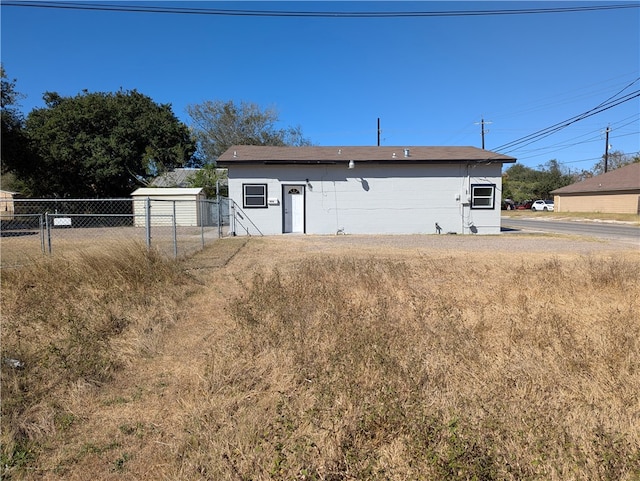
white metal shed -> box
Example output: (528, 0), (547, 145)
(131, 188), (205, 227)
(0, 190), (17, 221)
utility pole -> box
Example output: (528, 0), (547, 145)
(604, 125), (611, 173)
(475, 117), (492, 149)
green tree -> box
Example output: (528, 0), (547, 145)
(592, 150), (638, 175)
(12, 89), (196, 198)
(502, 164), (538, 202)
(1, 65), (29, 190)
(503, 160), (573, 201)
(185, 163), (228, 198)
(186, 100), (312, 162)
(536, 159), (574, 197)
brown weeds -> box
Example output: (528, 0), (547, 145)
(2, 239), (639, 480)
(191, 253), (640, 480)
(0, 242), (188, 478)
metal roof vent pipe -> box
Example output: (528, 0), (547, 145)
(404, 148), (410, 158)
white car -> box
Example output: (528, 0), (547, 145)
(531, 199), (554, 211)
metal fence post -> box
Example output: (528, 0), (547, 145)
(217, 198), (222, 239)
(216, 180), (222, 239)
(145, 197), (151, 249)
(172, 200), (178, 258)
(45, 213), (52, 254)
(230, 200), (236, 236)
(39, 213), (46, 254)
(200, 199), (205, 248)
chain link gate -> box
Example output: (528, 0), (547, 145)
(1, 197), (231, 267)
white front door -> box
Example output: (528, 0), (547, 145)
(283, 185), (304, 233)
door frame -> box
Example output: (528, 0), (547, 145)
(281, 184), (306, 234)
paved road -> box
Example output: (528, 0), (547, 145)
(501, 217), (640, 245)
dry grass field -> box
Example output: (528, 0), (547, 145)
(501, 210), (640, 224)
(1, 233), (639, 480)
(0, 225), (223, 268)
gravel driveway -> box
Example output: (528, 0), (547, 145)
(243, 231), (639, 259)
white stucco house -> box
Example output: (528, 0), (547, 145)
(217, 146), (516, 236)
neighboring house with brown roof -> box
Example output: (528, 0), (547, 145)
(550, 162), (640, 214)
(217, 146), (516, 235)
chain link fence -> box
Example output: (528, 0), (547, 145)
(0, 197), (232, 267)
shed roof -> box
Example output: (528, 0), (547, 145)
(131, 188), (204, 196)
(551, 162), (640, 195)
(217, 146), (516, 164)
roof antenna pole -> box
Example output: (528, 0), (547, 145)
(377, 118), (381, 146)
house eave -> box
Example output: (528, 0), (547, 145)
(218, 159), (515, 166)
(552, 188), (640, 196)
(216, 146), (517, 165)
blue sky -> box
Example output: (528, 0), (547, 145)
(1, 1), (638, 172)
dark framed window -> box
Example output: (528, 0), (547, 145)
(243, 184), (268, 208)
(471, 184), (496, 209)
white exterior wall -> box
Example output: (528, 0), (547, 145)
(0, 190), (15, 221)
(132, 189), (205, 227)
(228, 163), (504, 235)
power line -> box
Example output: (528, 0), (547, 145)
(2, 1), (638, 17)
(492, 89), (640, 154)
(557, 150), (640, 167)
(506, 114), (639, 156)
(516, 130), (639, 157)
(488, 74), (640, 122)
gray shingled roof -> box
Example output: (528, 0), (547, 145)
(217, 146), (516, 164)
(150, 168), (201, 187)
(551, 162), (640, 194)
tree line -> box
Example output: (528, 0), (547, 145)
(0, 65), (310, 198)
(1, 65), (637, 199)
(503, 150), (639, 203)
